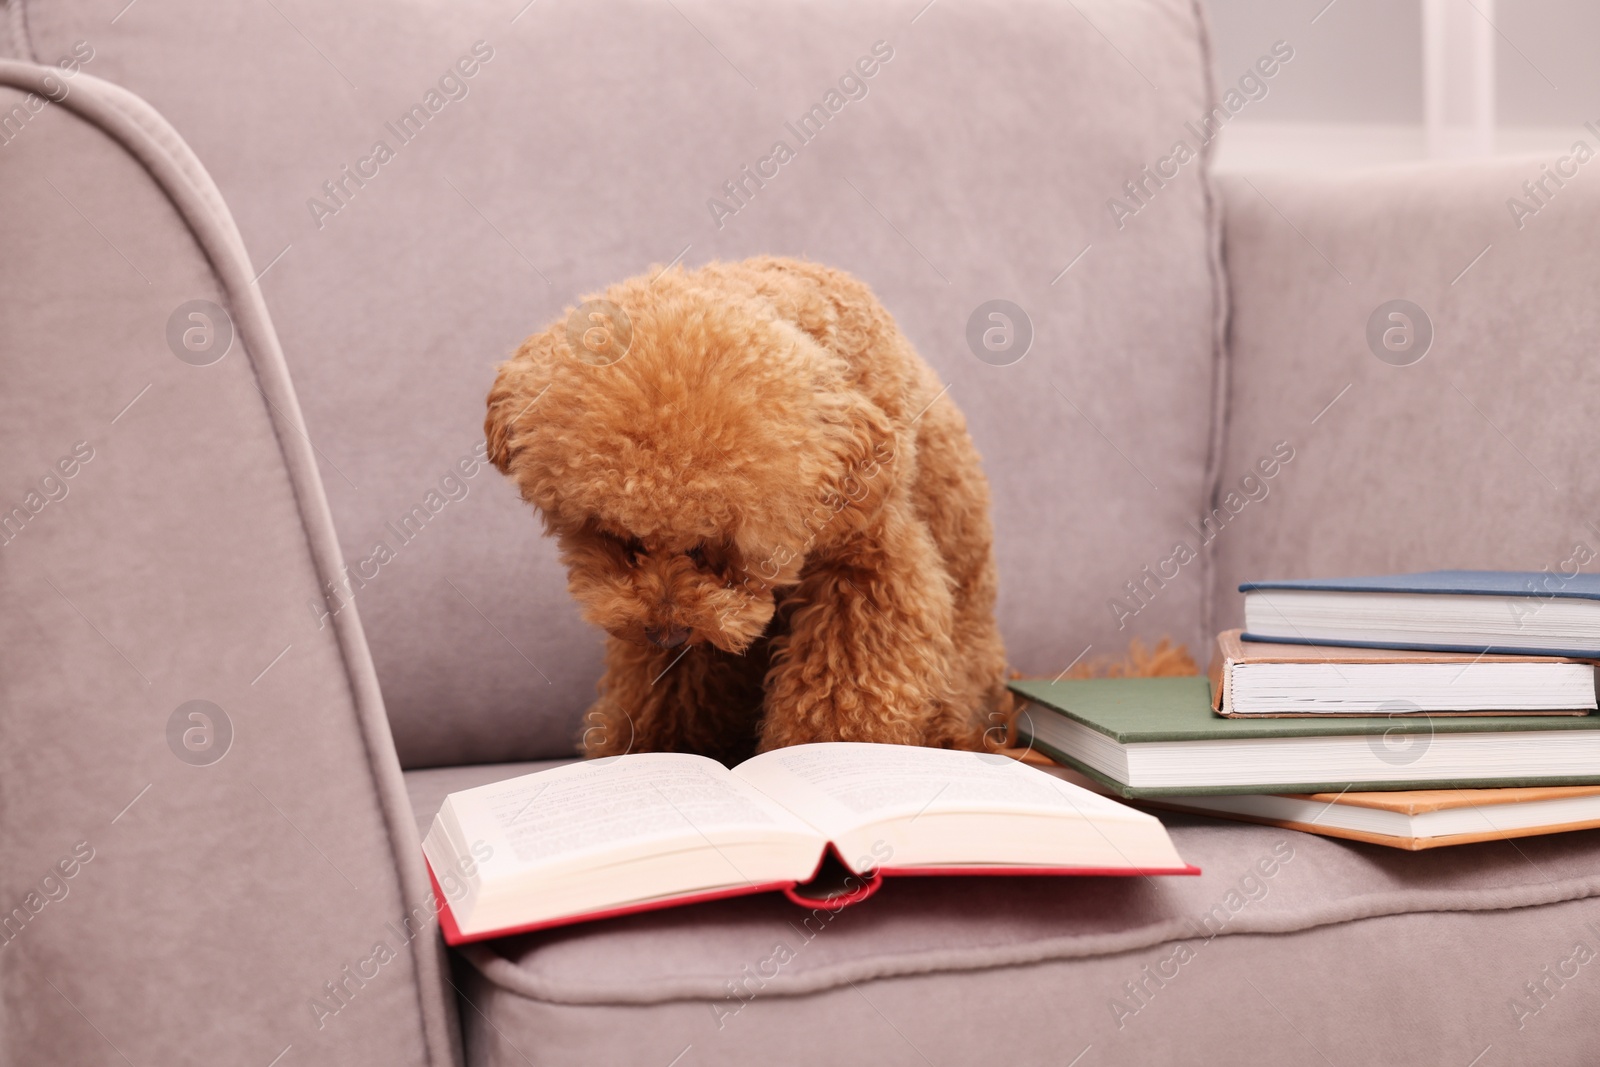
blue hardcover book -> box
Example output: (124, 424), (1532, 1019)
(1240, 570), (1600, 657)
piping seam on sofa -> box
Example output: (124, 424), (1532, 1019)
(1189, 0), (1233, 644)
(463, 870), (1600, 1005)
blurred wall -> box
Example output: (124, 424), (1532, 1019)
(1202, 0), (1598, 167)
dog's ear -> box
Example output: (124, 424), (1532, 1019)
(817, 393), (900, 530)
(485, 364), (534, 474)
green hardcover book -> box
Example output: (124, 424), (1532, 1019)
(1008, 677), (1600, 797)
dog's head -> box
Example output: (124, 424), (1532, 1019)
(485, 269), (897, 655)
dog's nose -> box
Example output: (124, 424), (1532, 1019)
(645, 626), (690, 649)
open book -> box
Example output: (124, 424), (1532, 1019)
(422, 742), (1196, 942)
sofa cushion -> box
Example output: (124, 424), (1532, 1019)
(458, 897), (1600, 1066)
(25, 0), (1225, 766)
(405, 762), (1600, 1066)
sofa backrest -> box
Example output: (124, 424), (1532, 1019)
(22, 0), (1225, 766)
(1212, 164), (1600, 630)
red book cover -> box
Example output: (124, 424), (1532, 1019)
(425, 848), (1199, 945)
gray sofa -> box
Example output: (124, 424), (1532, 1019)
(4, 0), (1598, 1063)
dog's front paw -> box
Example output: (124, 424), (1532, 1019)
(756, 694), (927, 751)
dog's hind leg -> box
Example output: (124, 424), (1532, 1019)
(907, 391), (1013, 749)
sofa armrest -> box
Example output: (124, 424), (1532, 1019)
(1210, 157), (1600, 630)
(0, 62), (458, 1066)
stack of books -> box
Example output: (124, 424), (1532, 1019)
(1010, 570), (1600, 850)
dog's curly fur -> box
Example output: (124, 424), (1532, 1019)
(485, 256), (1011, 765)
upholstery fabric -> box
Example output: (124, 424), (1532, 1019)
(458, 898), (1600, 1066)
(407, 763), (1600, 1066)
(0, 64), (455, 1067)
(1212, 163), (1600, 631)
(22, 0), (1226, 766)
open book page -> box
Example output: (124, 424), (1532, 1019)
(732, 743), (1174, 872)
(426, 754), (826, 931)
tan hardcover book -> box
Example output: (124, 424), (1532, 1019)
(1208, 629), (1597, 717)
(1142, 785), (1600, 850)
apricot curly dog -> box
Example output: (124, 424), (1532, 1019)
(485, 256), (1010, 765)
